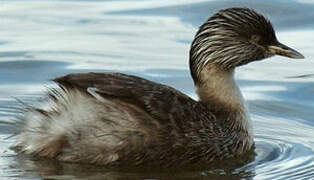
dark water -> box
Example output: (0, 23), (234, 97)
(1, 0), (314, 179)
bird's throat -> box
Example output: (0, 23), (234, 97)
(196, 64), (252, 133)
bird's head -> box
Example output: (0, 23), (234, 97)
(190, 7), (304, 83)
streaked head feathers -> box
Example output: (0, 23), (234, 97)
(190, 7), (303, 83)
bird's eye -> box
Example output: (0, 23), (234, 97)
(250, 35), (261, 44)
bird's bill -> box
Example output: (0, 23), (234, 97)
(268, 42), (304, 59)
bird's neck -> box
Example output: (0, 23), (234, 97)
(195, 64), (252, 134)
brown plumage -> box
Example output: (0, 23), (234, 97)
(11, 7), (303, 166)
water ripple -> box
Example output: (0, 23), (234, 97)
(245, 115), (314, 180)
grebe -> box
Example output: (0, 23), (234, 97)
(12, 8), (304, 166)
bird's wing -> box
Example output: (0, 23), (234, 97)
(53, 72), (217, 130)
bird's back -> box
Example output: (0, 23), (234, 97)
(13, 72), (247, 165)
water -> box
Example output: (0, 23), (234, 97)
(0, 0), (314, 179)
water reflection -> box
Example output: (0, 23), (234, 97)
(0, 0), (313, 179)
(8, 149), (256, 180)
